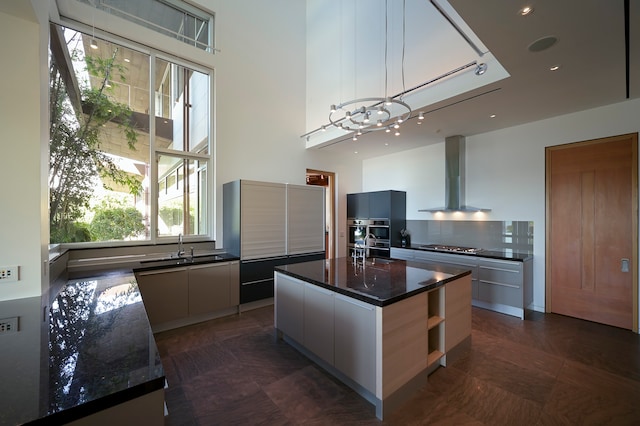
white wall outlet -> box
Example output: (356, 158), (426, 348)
(0, 266), (19, 283)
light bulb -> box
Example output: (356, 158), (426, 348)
(90, 39), (99, 49)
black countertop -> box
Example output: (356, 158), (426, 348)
(133, 251), (239, 272)
(398, 244), (533, 261)
(274, 257), (471, 307)
(0, 272), (164, 426)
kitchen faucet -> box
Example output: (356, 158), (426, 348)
(177, 233), (185, 257)
(353, 233), (377, 262)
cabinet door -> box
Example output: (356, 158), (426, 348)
(368, 191), (390, 219)
(334, 294), (376, 393)
(189, 263), (230, 316)
(303, 283), (334, 365)
(135, 268), (189, 326)
(347, 192), (369, 219)
(287, 184), (325, 255)
(444, 275), (472, 353)
(274, 273), (304, 343)
(241, 181), (287, 259)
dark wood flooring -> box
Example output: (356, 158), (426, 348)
(154, 306), (640, 425)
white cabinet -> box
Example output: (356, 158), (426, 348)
(334, 294), (376, 393)
(274, 273), (304, 343)
(303, 283), (334, 364)
(287, 184), (325, 255)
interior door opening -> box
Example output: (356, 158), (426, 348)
(306, 169), (335, 259)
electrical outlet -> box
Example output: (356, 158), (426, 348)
(0, 266), (19, 283)
(0, 317), (19, 334)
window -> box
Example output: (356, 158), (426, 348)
(75, 0), (214, 52)
(49, 24), (211, 244)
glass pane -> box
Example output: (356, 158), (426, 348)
(76, 0), (212, 51)
(154, 58), (209, 153)
(49, 26), (151, 243)
(157, 155), (207, 237)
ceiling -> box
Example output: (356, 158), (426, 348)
(312, 0), (639, 159)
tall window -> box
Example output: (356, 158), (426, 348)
(49, 24), (211, 243)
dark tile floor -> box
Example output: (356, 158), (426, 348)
(155, 306), (640, 425)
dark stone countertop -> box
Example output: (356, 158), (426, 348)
(397, 244), (533, 261)
(274, 257), (471, 307)
(132, 251), (239, 273)
(0, 272), (164, 426)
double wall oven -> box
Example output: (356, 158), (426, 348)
(347, 218), (391, 258)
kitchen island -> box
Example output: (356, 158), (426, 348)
(274, 257), (472, 420)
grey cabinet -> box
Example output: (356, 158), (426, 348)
(224, 179), (326, 304)
(347, 193), (369, 218)
(390, 247), (531, 319)
(477, 259), (526, 313)
(136, 261), (240, 329)
(135, 268), (189, 325)
(287, 184), (325, 255)
(189, 261), (239, 316)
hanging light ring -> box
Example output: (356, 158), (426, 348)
(329, 97), (411, 133)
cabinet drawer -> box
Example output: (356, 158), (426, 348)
(478, 263), (522, 287)
(478, 281), (522, 307)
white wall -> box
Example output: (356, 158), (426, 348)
(363, 97), (640, 316)
(202, 0), (363, 253)
(0, 5), (48, 301)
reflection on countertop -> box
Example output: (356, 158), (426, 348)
(0, 272), (164, 425)
(275, 257), (470, 307)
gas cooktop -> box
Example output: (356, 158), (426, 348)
(419, 244), (483, 254)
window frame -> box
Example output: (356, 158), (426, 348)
(49, 12), (215, 249)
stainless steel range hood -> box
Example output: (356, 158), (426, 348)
(419, 135), (491, 212)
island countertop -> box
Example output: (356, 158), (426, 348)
(274, 256), (471, 307)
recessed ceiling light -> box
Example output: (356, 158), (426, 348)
(384, 143), (389, 146)
(354, 151), (358, 154)
(520, 6), (534, 16)
(549, 65), (561, 71)
(490, 114), (496, 118)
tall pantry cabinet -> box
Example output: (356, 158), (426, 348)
(223, 180), (326, 304)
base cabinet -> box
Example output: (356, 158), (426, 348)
(136, 261), (239, 329)
(391, 247), (532, 319)
(334, 294), (376, 392)
(135, 268), (189, 325)
(275, 271), (471, 420)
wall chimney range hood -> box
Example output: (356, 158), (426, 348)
(419, 135), (491, 213)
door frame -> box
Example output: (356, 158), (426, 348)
(545, 133), (639, 332)
(306, 169), (336, 259)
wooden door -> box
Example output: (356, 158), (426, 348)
(546, 133), (638, 330)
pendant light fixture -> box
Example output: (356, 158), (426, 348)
(328, 0), (411, 137)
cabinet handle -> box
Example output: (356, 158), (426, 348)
(479, 266), (518, 273)
(479, 279), (519, 289)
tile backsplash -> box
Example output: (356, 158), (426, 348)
(403, 220), (533, 253)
